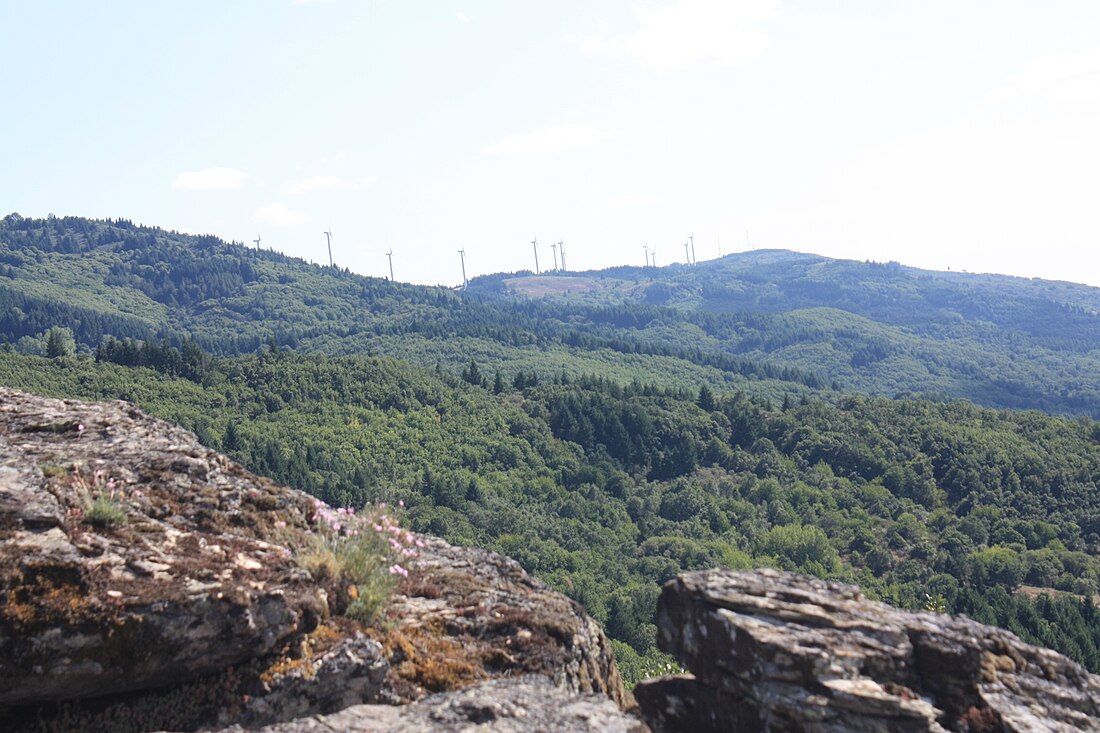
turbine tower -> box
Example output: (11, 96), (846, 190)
(550, 241), (559, 271)
(651, 249), (657, 268)
(324, 230), (333, 267)
(643, 243), (650, 268)
(690, 233), (696, 264)
(559, 241), (567, 271)
(683, 239), (690, 264)
(253, 234), (262, 251)
(718, 235), (722, 258)
(386, 249), (394, 282)
(458, 248), (468, 290)
(531, 237), (540, 274)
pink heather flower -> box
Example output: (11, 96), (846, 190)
(133, 489), (143, 497)
(336, 507), (346, 514)
(373, 524), (383, 532)
(389, 538), (401, 550)
(404, 531), (414, 543)
(415, 539), (425, 548)
(388, 564), (408, 577)
(379, 502), (387, 509)
(331, 522), (342, 532)
(275, 520), (287, 528)
(398, 499), (404, 507)
(402, 548), (416, 558)
(76, 423), (86, 433)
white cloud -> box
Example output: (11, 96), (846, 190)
(283, 174), (377, 195)
(253, 203), (308, 226)
(172, 167), (248, 191)
(484, 124), (614, 155)
(581, 0), (778, 72)
(457, 11), (470, 25)
(986, 48), (1100, 104)
(607, 193), (659, 207)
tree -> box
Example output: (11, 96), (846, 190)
(45, 327), (75, 358)
(697, 384), (716, 412)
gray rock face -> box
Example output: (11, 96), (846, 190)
(0, 388), (327, 708)
(635, 568), (1100, 733)
(208, 676), (647, 733)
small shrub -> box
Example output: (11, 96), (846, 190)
(71, 467), (137, 528)
(297, 500), (420, 625)
(85, 495), (128, 527)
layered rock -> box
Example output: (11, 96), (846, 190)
(635, 568), (1100, 732)
(207, 676), (645, 733)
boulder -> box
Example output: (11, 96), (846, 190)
(635, 568), (1100, 732)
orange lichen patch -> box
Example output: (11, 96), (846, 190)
(0, 565), (97, 630)
(258, 621), (348, 685)
(378, 620), (482, 693)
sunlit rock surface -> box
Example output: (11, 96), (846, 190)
(636, 568), (1100, 732)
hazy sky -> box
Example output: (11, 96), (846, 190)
(3, 1), (1099, 286)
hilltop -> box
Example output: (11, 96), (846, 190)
(469, 249), (1100, 416)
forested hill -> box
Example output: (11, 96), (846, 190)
(5, 213), (1100, 416)
(469, 250), (1100, 416)
(0, 214), (821, 400)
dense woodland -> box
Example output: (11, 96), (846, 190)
(3, 345), (1100, 676)
(4, 214), (1100, 680)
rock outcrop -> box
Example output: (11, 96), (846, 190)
(0, 388), (627, 732)
(635, 568), (1100, 732)
(207, 676), (645, 733)
(0, 388), (326, 708)
(389, 535), (626, 707)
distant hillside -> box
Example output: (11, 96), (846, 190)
(469, 250), (1100, 416)
(0, 215), (825, 401)
(5, 214), (1100, 415)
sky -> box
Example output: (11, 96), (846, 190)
(2, 1), (1099, 287)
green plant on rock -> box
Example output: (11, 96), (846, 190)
(71, 467), (135, 528)
(297, 499), (420, 625)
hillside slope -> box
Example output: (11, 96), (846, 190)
(470, 249), (1100, 416)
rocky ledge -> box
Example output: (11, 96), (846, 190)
(206, 676), (645, 733)
(635, 568), (1100, 732)
(0, 388), (629, 732)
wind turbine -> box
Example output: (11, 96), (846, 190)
(550, 241), (559, 271)
(458, 248), (468, 290)
(559, 241), (567, 271)
(531, 237), (540, 274)
(718, 235), (722, 258)
(386, 249), (394, 282)
(643, 243), (650, 268)
(690, 233), (696, 264)
(253, 234), (262, 251)
(324, 230), (334, 267)
(683, 239), (690, 264)
(651, 249), (657, 268)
